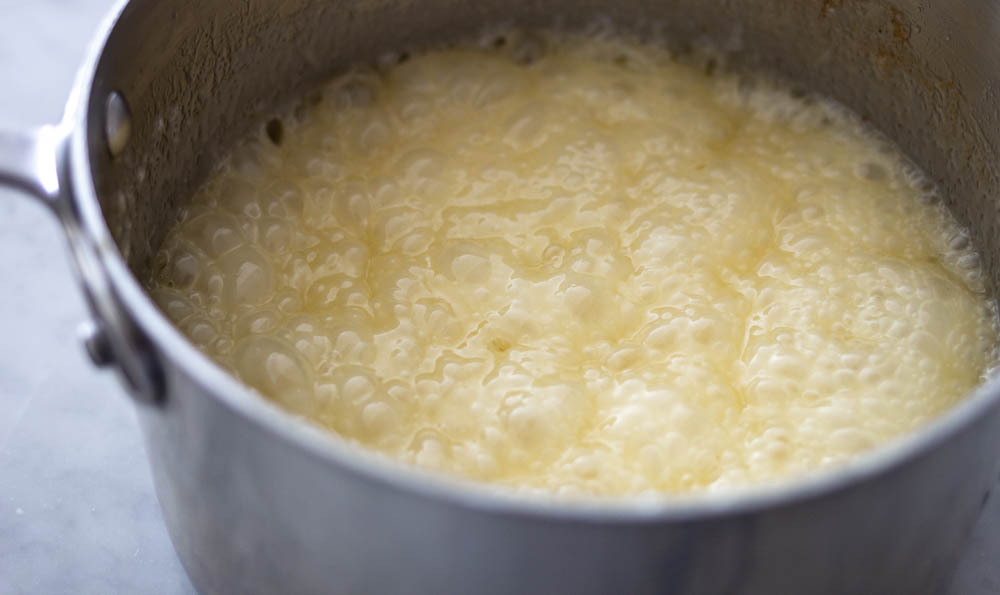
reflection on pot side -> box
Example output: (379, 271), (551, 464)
(148, 31), (998, 497)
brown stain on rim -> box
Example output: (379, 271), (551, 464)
(873, 3), (914, 73)
(872, 4), (964, 134)
(889, 5), (911, 43)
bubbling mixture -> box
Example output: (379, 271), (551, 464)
(150, 32), (998, 496)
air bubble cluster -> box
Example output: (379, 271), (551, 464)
(149, 32), (998, 497)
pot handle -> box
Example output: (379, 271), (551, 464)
(0, 124), (165, 406)
(0, 124), (65, 207)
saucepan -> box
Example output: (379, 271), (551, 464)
(2, 0), (1000, 593)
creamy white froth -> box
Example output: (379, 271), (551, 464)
(150, 33), (997, 496)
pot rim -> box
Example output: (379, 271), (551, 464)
(66, 0), (1000, 523)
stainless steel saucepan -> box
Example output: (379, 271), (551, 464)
(2, 1), (1000, 593)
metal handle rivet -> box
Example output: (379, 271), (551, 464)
(105, 90), (131, 158)
(78, 320), (114, 368)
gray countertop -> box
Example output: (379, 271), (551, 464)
(0, 1), (997, 593)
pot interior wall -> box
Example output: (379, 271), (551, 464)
(86, 0), (1000, 300)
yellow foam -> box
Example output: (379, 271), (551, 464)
(150, 32), (997, 496)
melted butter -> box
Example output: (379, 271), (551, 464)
(149, 32), (998, 497)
